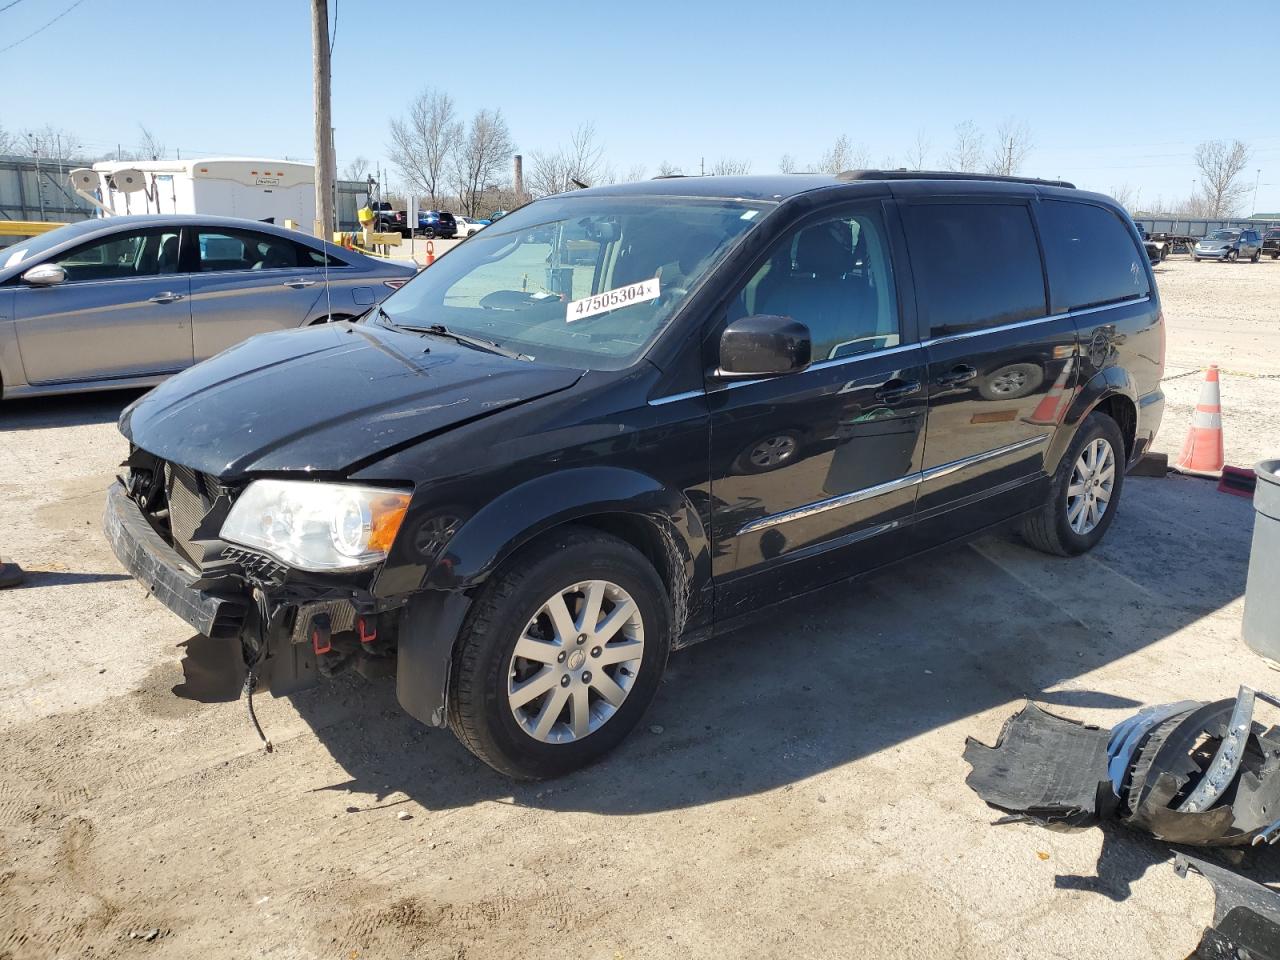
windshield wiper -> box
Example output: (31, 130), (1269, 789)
(394, 320), (530, 361)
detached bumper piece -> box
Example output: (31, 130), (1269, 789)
(964, 686), (1280, 846)
(1176, 854), (1280, 960)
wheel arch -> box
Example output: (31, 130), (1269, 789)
(1046, 367), (1139, 472)
(394, 466), (708, 729)
(423, 465), (709, 607)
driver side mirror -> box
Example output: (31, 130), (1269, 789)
(717, 315), (811, 378)
(21, 263), (66, 286)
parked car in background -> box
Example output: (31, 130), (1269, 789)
(455, 216), (489, 237)
(1193, 229), (1262, 262)
(415, 211), (457, 239)
(105, 172), (1163, 779)
(1264, 230), (1280, 260)
(0, 215), (414, 399)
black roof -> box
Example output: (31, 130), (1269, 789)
(574, 170), (1077, 202)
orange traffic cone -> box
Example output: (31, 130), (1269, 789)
(1023, 357), (1075, 425)
(1173, 365), (1225, 477)
(425, 240), (435, 266)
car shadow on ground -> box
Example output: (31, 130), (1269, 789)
(275, 475), (1258, 833)
(0, 388), (145, 431)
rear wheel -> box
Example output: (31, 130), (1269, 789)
(1020, 412), (1125, 557)
(447, 527), (671, 779)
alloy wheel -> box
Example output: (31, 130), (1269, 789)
(507, 580), (645, 743)
(1066, 438), (1115, 535)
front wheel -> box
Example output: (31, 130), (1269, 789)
(1227, 249), (1239, 262)
(447, 527), (671, 779)
(1251, 250), (1261, 263)
(1019, 412), (1126, 557)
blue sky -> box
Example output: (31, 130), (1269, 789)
(3, 0), (1279, 212)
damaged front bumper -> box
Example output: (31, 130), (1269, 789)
(104, 481), (400, 697)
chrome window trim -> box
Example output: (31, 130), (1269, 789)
(735, 433), (1050, 536)
(921, 296), (1150, 348)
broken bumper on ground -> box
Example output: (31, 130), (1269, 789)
(964, 687), (1280, 847)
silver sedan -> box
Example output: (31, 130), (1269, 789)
(0, 214), (416, 399)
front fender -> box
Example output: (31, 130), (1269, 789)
(424, 465), (709, 594)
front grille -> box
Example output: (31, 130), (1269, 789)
(161, 462), (216, 564)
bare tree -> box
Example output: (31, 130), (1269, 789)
(1194, 139), (1251, 218)
(527, 123), (609, 195)
(1108, 183), (1139, 212)
(136, 124), (166, 161)
(387, 88), (461, 205)
(23, 125), (84, 163)
(986, 119), (1033, 176)
(946, 120), (984, 172)
(818, 135), (869, 174)
(622, 163), (648, 182)
(452, 108), (515, 217)
(342, 155), (370, 182)
(0, 120), (13, 155)
(778, 153), (797, 174)
(906, 130), (930, 170)
(710, 157), (751, 175)
(656, 160), (682, 177)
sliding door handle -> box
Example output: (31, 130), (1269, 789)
(148, 292), (185, 304)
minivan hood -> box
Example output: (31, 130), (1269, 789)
(120, 322), (583, 477)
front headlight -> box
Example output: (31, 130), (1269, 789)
(221, 480), (411, 571)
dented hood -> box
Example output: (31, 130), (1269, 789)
(120, 321), (582, 477)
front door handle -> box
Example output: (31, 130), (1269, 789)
(874, 379), (921, 402)
(936, 364), (978, 388)
(148, 292), (185, 304)
(283, 278), (318, 289)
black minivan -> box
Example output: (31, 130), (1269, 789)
(106, 172), (1165, 778)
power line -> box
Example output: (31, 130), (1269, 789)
(0, 0), (31, 13)
(0, 0), (90, 54)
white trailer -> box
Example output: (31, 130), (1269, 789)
(70, 158), (317, 226)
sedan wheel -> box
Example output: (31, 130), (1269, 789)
(1066, 437), (1115, 536)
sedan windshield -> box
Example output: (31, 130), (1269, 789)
(376, 195), (771, 369)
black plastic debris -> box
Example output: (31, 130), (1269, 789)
(965, 687), (1280, 846)
(1175, 853), (1280, 960)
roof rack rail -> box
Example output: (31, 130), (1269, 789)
(650, 174), (689, 180)
(837, 169), (1076, 190)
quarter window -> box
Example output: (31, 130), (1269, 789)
(1038, 200), (1149, 311)
(901, 202), (1047, 338)
(731, 208), (901, 361)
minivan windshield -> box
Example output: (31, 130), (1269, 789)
(1207, 230), (1240, 241)
(376, 195), (770, 369)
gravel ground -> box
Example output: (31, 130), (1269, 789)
(0, 255), (1278, 959)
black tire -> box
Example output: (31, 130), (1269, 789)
(1227, 249), (1239, 262)
(447, 526), (671, 779)
(1251, 250), (1261, 263)
(1019, 412), (1126, 557)
(422, 227), (435, 239)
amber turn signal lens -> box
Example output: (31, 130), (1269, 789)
(367, 494), (411, 553)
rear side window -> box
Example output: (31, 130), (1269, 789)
(901, 202), (1046, 338)
(1039, 200), (1149, 311)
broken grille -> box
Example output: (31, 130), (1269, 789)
(164, 462), (211, 561)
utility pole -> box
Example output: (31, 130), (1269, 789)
(311, 0), (335, 239)
(1253, 169), (1262, 217)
